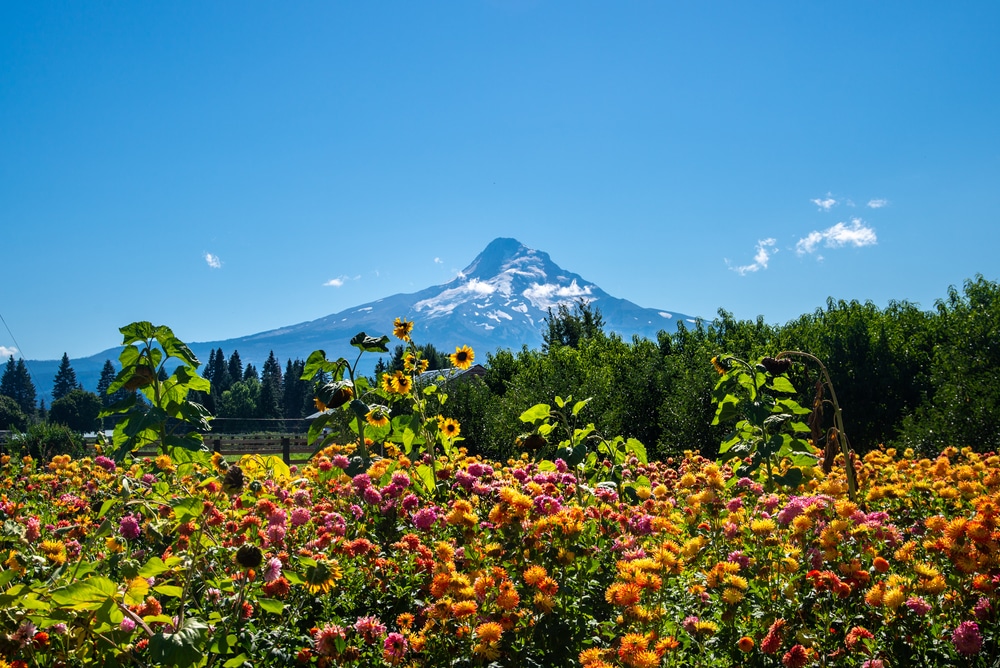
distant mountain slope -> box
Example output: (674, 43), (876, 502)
(25, 238), (699, 400)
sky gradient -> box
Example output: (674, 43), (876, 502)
(2, 2), (998, 361)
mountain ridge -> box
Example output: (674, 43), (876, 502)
(21, 238), (699, 400)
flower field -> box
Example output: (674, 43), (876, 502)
(1, 443), (999, 667)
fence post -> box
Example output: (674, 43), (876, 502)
(281, 437), (290, 465)
(211, 438), (221, 454)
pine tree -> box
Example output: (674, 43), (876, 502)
(96, 360), (117, 405)
(52, 353), (80, 402)
(243, 364), (258, 382)
(1, 356), (37, 417)
(259, 351), (284, 422)
(228, 350), (243, 383)
(283, 359), (309, 422)
(207, 349), (232, 393)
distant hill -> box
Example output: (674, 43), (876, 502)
(24, 238), (699, 402)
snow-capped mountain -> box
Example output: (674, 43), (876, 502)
(28, 238), (699, 396)
(219, 237), (697, 361)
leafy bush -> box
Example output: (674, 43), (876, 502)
(5, 421), (86, 461)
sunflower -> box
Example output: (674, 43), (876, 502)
(304, 558), (343, 595)
(450, 345), (474, 370)
(393, 318), (414, 341)
(392, 371), (412, 395)
(438, 416), (461, 439)
(366, 406), (390, 428)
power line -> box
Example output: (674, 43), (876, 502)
(0, 310), (37, 388)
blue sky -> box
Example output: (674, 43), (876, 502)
(2, 2), (998, 361)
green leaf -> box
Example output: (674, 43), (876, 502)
(170, 497), (205, 523)
(258, 598), (284, 615)
(224, 654), (251, 668)
(153, 585), (185, 598)
(119, 321), (156, 344)
(624, 438), (647, 464)
(537, 459), (557, 472)
(711, 396), (740, 425)
(301, 351), (347, 380)
(773, 467), (804, 489)
(572, 398), (592, 416)
(519, 404), (551, 424)
(768, 376), (797, 394)
(776, 398), (812, 415)
(139, 556), (181, 579)
(350, 332), (391, 353)
(51, 576), (119, 611)
(149, 618), (209, 668)
(414, 464), (436, 494)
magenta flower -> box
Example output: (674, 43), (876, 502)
(952, 620), (983, 656)
(412, 507), (438, 531)
(353, 615), (386, 644)
(119, 515), (142, 540)
(263, 557), (283, 583)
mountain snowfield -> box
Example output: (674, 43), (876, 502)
(26, 238), (699, 398)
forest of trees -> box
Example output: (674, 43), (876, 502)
(2, 275), (1000, 464)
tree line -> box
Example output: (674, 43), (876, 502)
(438, 275), (1000, 463)
(3, 275), (999, 462)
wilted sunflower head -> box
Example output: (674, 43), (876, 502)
(316, 380), (354, 410)
(223, 465), (245, 495)
(760, 357), (793, 376)
(235, 544), (263, 569)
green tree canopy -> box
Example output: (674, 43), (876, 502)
(0, 394), (28, 431)
(49, 388), (102, 433)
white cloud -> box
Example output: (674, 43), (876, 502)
(0, 346), (18, 357)
(796, 217), (877, 255)
(811, 196), (837, 211)
(434, 257), (443, 264)
(323, 276), (349, 287)
(867, 198), (888, 209)
(729, 238), (777, 276)
(204, 253), (222, 269)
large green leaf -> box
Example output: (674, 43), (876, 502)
(170, 497), (205, 523)
(519, 404), (551, 424)
(624, 438), (647, 464)
(768, 376), (797, 394)
(51, 576), (119, 611)
(120, 321), (156, 344)
(149, 618), (209, 668)
(349, 332), (390, 353)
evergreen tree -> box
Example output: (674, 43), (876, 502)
(228, 350), (243, 384)
(243, 364), (259, 382)
(0, 356), (37, 417)
(96, 360), (117, 405)
(52, 353), (80, 402)
(259, 351), (284, 422)
(282, 359), (313, 425)
(207, 349), (232, 393)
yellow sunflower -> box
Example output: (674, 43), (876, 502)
(437, 416), (461, 439)
(366, 406), (390, 428)
(304, 558), (343, 595)
(393, 318), (414, 341)
(392, 371), (412, 395)
(450, 345), (474, 370)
